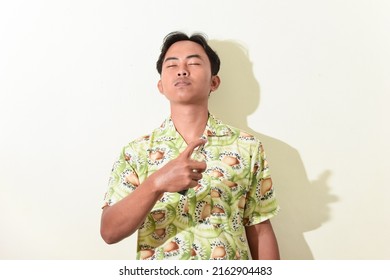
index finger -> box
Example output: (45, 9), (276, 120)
(181, 138), (206, 159)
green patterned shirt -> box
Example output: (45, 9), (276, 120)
(103, 113), (279, 260)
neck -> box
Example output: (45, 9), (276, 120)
(170, 105), (209, 144)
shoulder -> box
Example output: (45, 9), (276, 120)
(212, 115), (263, 147)
(120, 117), (173, 154)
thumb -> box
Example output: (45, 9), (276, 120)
(181, 138), (206, 159)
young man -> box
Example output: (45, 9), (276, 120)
(100, 32), (280, 260)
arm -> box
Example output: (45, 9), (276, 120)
(245, 219), (280, 260)
(100, 139), (206, 244)
(100, 176), (163, 244)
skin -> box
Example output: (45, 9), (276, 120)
(100, 40), (280, 260)
(246, 220), (280, 259)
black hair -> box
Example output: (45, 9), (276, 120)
(156, 31), (220, 76)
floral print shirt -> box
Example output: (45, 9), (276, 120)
(103, 113), (279, 260)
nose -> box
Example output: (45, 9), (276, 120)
(177, 68), (188, 77)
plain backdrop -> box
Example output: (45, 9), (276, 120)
(1, 0), (389, 259)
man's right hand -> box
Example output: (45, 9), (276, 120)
(148, 138), (207, 194)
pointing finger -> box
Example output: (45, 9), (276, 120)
(181, 138), (206, 159)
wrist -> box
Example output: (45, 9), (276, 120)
(144, 173), (165, 197)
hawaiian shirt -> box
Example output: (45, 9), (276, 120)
(103, 113), (279, 260)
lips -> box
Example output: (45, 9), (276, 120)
(174, 78), (191, 87)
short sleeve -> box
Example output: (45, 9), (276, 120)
(243, 142), (279, 226)
(102, 145), (140, 208)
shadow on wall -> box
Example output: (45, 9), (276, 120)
(208, 40), (338, 260)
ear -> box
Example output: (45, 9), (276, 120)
(157, 79), (164, 94)
(210, 75), (221, 92)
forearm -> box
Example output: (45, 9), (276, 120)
(100, 177), (163, 244)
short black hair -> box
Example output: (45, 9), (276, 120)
(156, 31), (220, 76)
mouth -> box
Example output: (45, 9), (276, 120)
(174, 79), (191, 87)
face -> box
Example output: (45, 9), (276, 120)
(157, 40), (220, 105)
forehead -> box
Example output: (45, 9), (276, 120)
(164, 40), (208, 60)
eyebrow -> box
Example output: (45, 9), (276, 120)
(164, 54), (203, 63)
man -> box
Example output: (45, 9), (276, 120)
(100, 31), (280, 260)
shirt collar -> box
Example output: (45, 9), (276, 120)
(158, 113), (233, 141)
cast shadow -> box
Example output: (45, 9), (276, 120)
(208, 40), (338, 260)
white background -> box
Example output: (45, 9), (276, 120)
(0, 0), (389, 259)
